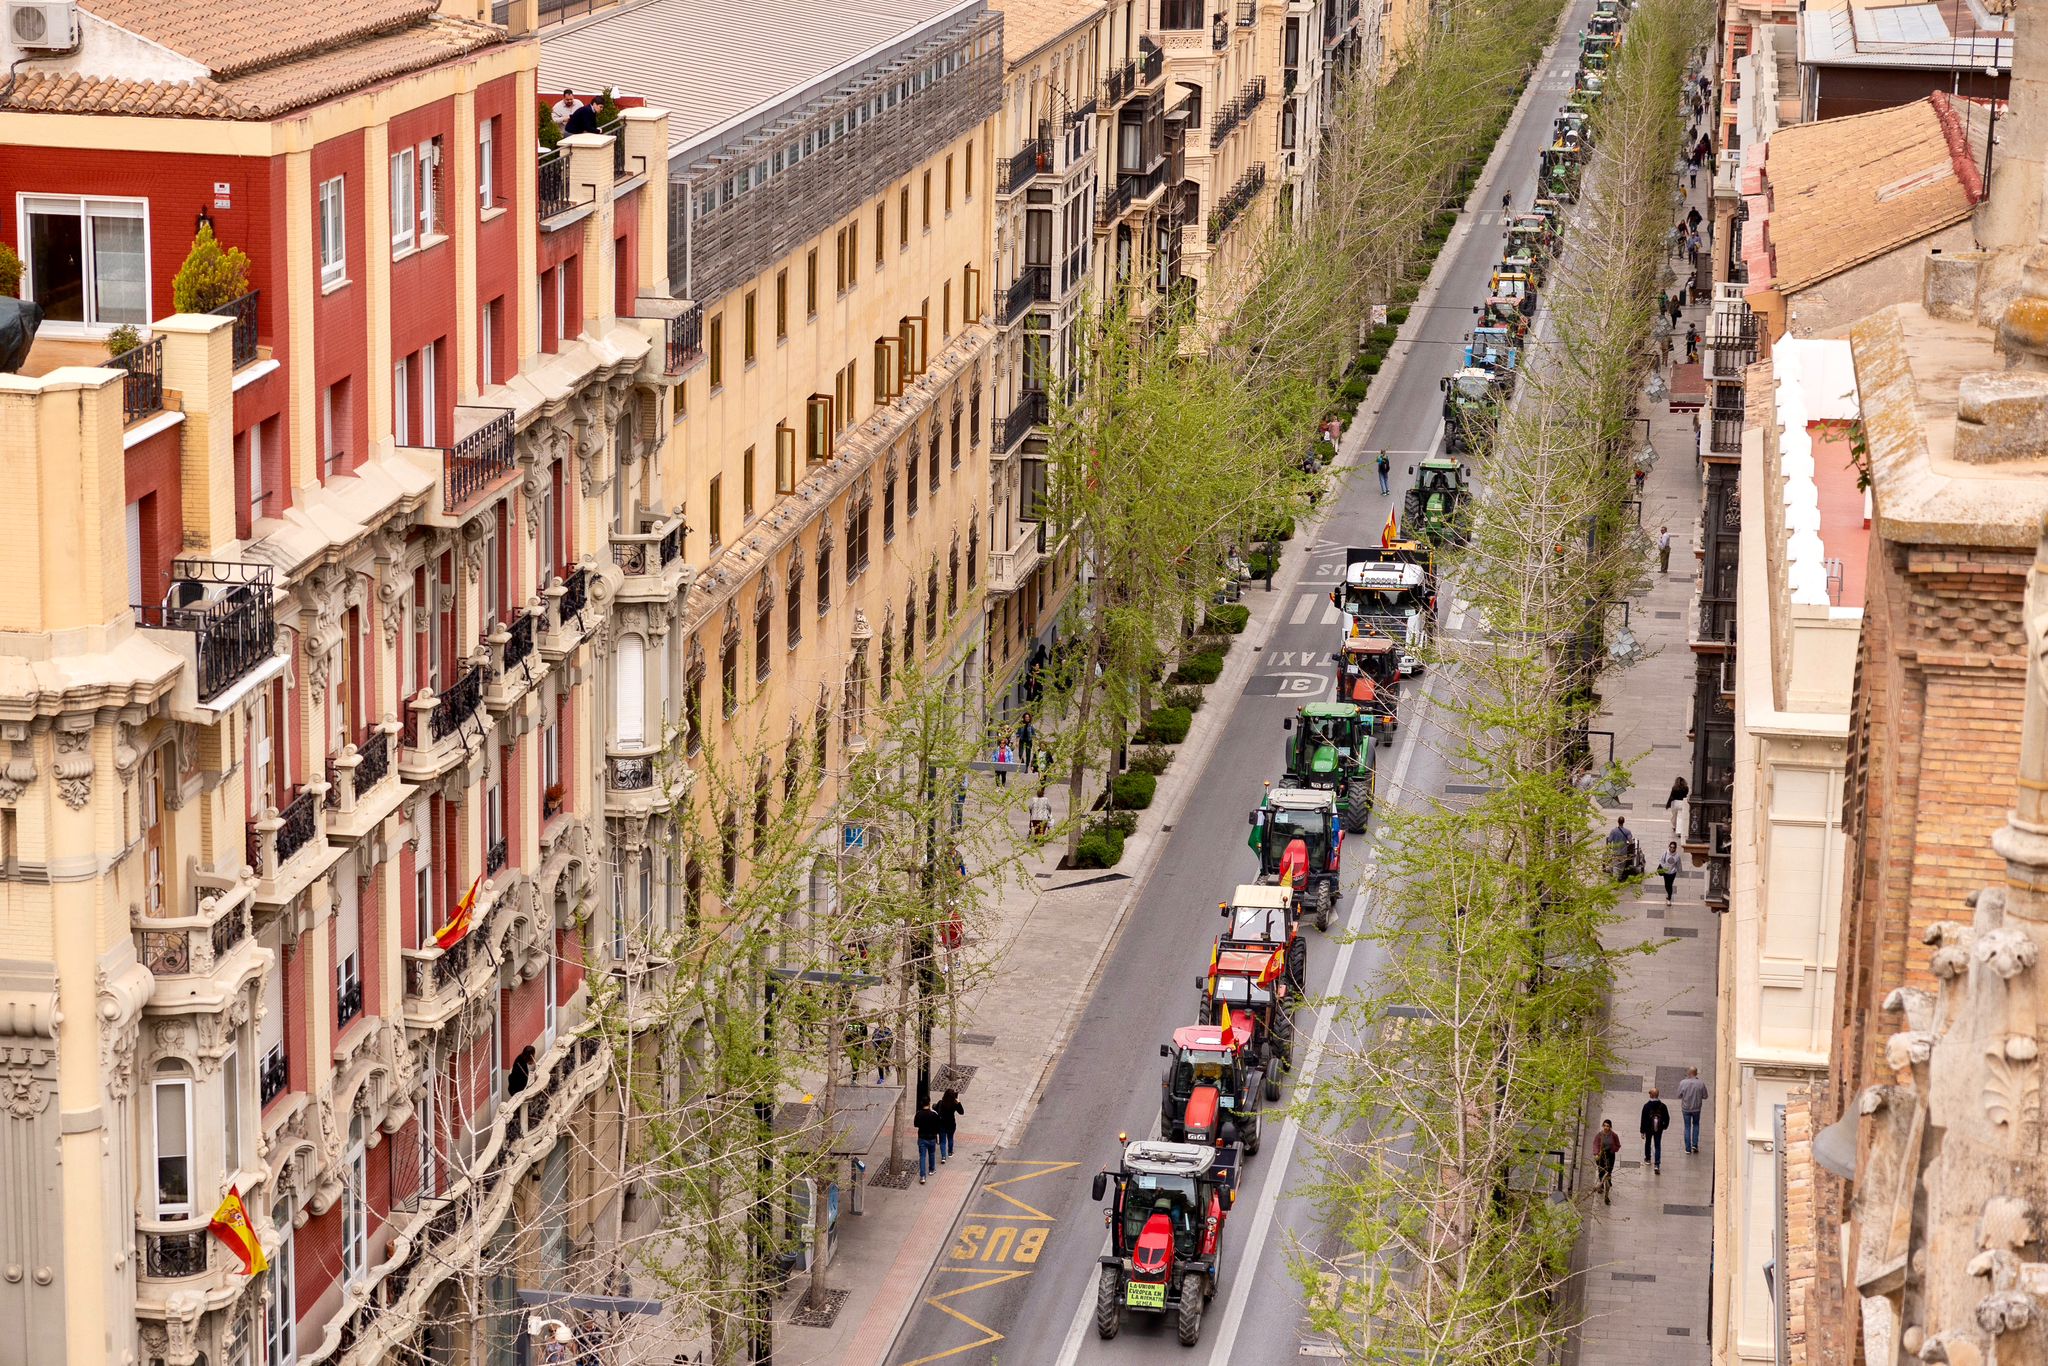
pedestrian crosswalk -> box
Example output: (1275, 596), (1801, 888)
(1288, 593), (1342, 627)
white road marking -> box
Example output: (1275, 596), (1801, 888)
(1320, 601), (1342, 627)
(1447, 598), (1470, 632)
(1290, 593), (1317, 626)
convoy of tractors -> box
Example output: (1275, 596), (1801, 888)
(1087, 4), (1626, 1343)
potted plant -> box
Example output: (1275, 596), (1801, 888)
(106, 324), (142, 359)
(171, 223), (251, 314)
(0, 242), (20, 300)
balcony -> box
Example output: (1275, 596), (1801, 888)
(1704, 307), (1758, 383)
(1207, 163), (1267, 243)
(336, 973), (363, 1030)
(259, 1043), (288, 1107)
(138, 559), (278, 706)
(444, 408), (518, 515)
(326, 724), (405, 842)
(246, 783), (322, 894)
(665, 302), (703, 373)
(134, 875), (255, 980)
(1002, 266), (1051, 325)
(402, 663), (487, 780)
(111, 335), (165, 425)
(989, 521), (1050, 594)
(537, 147), (582, 221)
(486, 837), (508, 877)
(1103, 59), (1137, 107)
(1237, 1), (1256, 22)
(611, 509), (688, 602)
(1000, 390), (1049, 453)
(1139, 39), (1165, 85)
(208, 291), (260, 369)
(540, 565), (599, 660)
(501, 611), (537, 673)
(1004, 139), (1050, 195)
(141, 1225), (210, 1280)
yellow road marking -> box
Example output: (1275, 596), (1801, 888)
(896, 1266), (1035, 1366)
(975, 1159), (1077, 1221)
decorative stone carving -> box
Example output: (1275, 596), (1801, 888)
(0, 738), (37, 805)
(0, 1069), (49, 1119)
(379, 574), (407, 646)
(53, 727), (93, 809)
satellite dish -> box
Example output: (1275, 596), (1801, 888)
(0, 299), (46, 374)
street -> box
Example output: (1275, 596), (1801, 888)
(885, 1), (1607, 1357)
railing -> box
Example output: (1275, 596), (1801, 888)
(1686, 797), (1732, 849)
(599, 117), (627, 177)
(538, 148), (574, 219)
(431, 665), (486, 741)
(1103, 59), (1136, 106)
(665, 302), (704, 373)
(560, 566), (590, 622)
(209, 291), (260, 369)
(1002, 268), (1048, 325)
(1213, 12), (1229, 48)
(336, 974), (363, 1030)
(137, 895), (250, 977)
(1139, 39), (1164, 84)
(1067, 97), (1098, 124)
(502, 612), (537, 672)
(1698, 596), (1737, 645)
(445, 409), (517, 513)
(611, 512), (686, 576)
(260, 1044), (288, 1106)
(1000, 390), (1048, 452)
(1004, 140), (1048, 194)
(486, 837), (508, 876)
(610, 750), (655, 790)
(1237, 1), (1256, 23)
(111, 336), (165, 425)
(143, 1228), (210, 1279)
(357, 727), (391, 794)
(1708, 412), (1744, 455)
(1207, 163), (1267, 243)
(274, 785), (319, 867)
(138, 559), (277, 702)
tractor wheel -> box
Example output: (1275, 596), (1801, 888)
(1315, 884), (1335, 932)
(1095, 1266), (1123, 1339)
(1342, 780), (1371, 833)
(1176, 1273), (1207, 1346)
(1244, 1110), (1263, 1156)
(1265, 1068), (1283, 1102)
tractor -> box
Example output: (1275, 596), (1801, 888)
(1092, 1139), (1237, 1345)
(1464, 325), (1521, 377)
(1249, 784), (1344, 929)
(1281, 702), (1377, 833)
(1540, 145), (1582, 202)
(1477, 293), (1533, 340)
(1219, 883), (1306, 992)
(1159, 1022), (1266, 1150)
(1506, 214), (1556, 261)
(1404, 457), (1470, 546)
(1499, 242), (1548, 288)
(1334, 548), (1434, 674)
(1199, 939), (1297, 1075)
(1490, 260), (1540, 298)
(1333, 634), (1403, 739)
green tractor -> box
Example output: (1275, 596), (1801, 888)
(1280, 703), (1376, 834)
(1404, 457), (1470, 546)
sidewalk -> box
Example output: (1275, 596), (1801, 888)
(1568, 97), (1718, 1365)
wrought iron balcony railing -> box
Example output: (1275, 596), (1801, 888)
(143, 1227), (209, 1279)
(259, 1043), (288, 1106)
(665, 302), (704, 373)
(1139, 39), (1164, 84)
(209, 291), (260, 369)
(445, 409), (517, 513)
(336, 974), (363, 1030)
(432, 664), (486, 742)
(111, 335), (164, 425)
(502, 612), (537, 672)
(486, 837), (509, 876)
(1000, 390), (1049, 453)
(139, 559), (277, 702)
(538, 147), (575, 219)
(1207, 163), (1267, 243)
(1004, 140), (1049, 195)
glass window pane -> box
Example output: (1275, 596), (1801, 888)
(154, 1081), (189, 1207)
(27, 209), (85, 323)
(89, 213), (147, 324)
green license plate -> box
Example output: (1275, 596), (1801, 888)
(1125, 1281), (1166, 1309)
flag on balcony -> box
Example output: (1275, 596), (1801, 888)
(1380, 509), (1400, 548)
(434, 874), (483, 950)
(208, 1185), (268, 1275)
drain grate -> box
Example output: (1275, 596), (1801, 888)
(934, 1062), (978, 1093)
(961, 1032), (998, 1047)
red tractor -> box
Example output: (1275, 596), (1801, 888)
(1092, 1139), (1239, 1345)
(1158, 1022), (1265, 1154)
(1197, 942), (1295, 1091)
(1219, 883), (1306, 992)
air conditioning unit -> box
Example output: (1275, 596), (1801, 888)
(8, 0), (79, 50)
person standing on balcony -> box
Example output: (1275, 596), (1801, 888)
(550, 90), (580, 126)
(565, 95), (601, 137)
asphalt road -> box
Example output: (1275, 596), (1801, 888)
(887, 9), (1604, 1359)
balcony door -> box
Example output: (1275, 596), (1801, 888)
(18, 195), (148, 334)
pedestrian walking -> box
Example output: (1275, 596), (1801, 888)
(934, 1087), (965, 1164)
(1376, 450), (1391, 495)
(1657, 524), (1673, 574)
(1687, 205), (1703, 231)
(915, 1100), (942, 1183)
(1668, 297), (1682, 328)
(1690, 164), (1700, 191)
(871, 1023), (894, 1084)
(1641, 1087), (1671, 1173)
(1028, 786), (1053, 839)
(1593, 1119), (1622, 1201)
(1677, 1068), (1710, 1154)
(993, 737), (1014, 787)
(1666, 774), (1690, 808)
(1687, 232), (1702, 268)
(1016, 710), (1036, 772)
(1685, 323), (1700, 362)
(1657, 288), (1670, 318)
(1659, 841), (1682, 902)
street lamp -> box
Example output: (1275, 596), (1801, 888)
(525, 1317), (574, 1366)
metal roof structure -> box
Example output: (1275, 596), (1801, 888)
(1797, 0), (2012, 70)
(540, 0), (987, 160)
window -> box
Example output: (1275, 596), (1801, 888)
(140, 748), (165, 914)
(943, 280), (952, 337)
(816, 535), (832, 615)
(248, 418), (269, 520)
(922, 170), (932, 229)
(390, 147), (417, 253)
(945, 155), (955, 213)
(342, 1116), (367, 1282)
(965, 140), (975, 198)
(709, 474), (724, 547)
(875, 203), (886, 266)
(19, 195), (147, 330)
(965, 264), (981, 323)
(417, 138), (443, 239)
(926, 566), (940, 639)
(951, 408), (962, 468)
(755, 585), (773, 681)
(743, 290), (757, 363)
(222, 1047), (243, 1175)
(419, 340), (437, 446)
(617, 635), (646, 745)
(900, 186), (911, 246)
(775, 269), (789, 339)
(848, 494), (870, 579)
(806, 395), (834, 463)
(413, 799), (435, 947)
(884, 463), (898, 542)
(743, 446), (757, 518)
(907, 447), (920, 518)
(835, 361), (856, 432)
(709, 314), (724, 387)
(152, 1075), (193, 1215)
(319, 177), (347, 288)
(478, 118), (497, 208)
(721, 628), (738, 716)
(335, 871), (361, 1030)
(806, 248), (819, 315)
(786, 561), (804, 650)
(266, 1200), (296, 1366)
(392, 355), (410, 446)
(776, 423), (797, 493)
(480, 298), (498, 388)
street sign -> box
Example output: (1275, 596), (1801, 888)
(843, 823), (865, 850)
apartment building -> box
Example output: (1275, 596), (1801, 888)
(0, 3), (684, 1363)
(1709, 337), (1863, 1365)
(543, 0), (1001, 919)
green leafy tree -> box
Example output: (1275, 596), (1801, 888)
(171, 223), (251, 314)
(0, 242), (21, 299)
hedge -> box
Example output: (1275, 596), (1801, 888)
(1139, 706), (1193, 744)
(1075, 827), (1125, 868)
(1171, 652), (1224, 685)
(1164, 684), (1205, 713)
(1111, 772), (1158, 810)
(1128, 745), (1174, 775)
(1207, 603), (1250, 633)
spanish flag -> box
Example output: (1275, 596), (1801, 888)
(1218, 1002), (1235, 1046)
(433, 874), (483, 951)
(208, 1185), (268, 1275)
(1380, 509), (1400, 548)
(1255, 950), (1283, 989)
(1207, 941), (1220, 992)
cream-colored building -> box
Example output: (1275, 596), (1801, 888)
(1711, 335), (1863, 1365)
(543, 0), (1000, 922)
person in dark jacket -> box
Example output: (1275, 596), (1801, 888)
(507, 1044), (535, 1097)
(914, 1102), (942, 1184)
(564, 97), (601, 137)
(933, 1087), (965, 1163)
(1640, 1088), (1671, 1173)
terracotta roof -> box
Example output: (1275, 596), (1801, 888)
(991, 0), (1102, 66)
(1760, 93), (1983, 295)
(3, 14), (503, 119)
(79, 0), (439, 79)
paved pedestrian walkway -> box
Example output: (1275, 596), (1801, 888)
(1568, 70), (1720, 1366)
